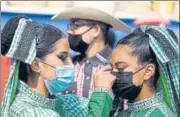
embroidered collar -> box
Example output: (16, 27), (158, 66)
(127, 91), (164, 111)
(18, 80), (56, 109)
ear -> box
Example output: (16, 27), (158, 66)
(30, 58), (41, 73)
(144, 64), (155, 80)
(92, 25), (101, 38)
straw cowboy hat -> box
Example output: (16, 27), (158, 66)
(51, 7), (131, 33)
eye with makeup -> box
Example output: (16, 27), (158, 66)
(117, 68), (125, 72)
(57, 54), (68, 62)
(115, 62), (129, 72)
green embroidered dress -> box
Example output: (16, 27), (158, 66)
(117, 92), (175, 117)
(7, 80), (113, 117)
(1, 17), (114, 117)
(8, 81), (61, 117)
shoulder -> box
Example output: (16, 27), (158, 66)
(149, 107), (175, 117)
(148, 108), (166, 117)
(9, 106), (60, 117)
(9, 100), (60, 117)
(116, 110), (129, 117)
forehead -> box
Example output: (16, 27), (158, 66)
(111, 44), (138, 65)
(53, 38), (69, 53)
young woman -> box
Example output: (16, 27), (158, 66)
(111, 26), (179, 117)
(1, 16), (116, 117)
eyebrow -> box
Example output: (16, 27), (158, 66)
(57, 52), (68, 55)
(114, 61), (129, 68)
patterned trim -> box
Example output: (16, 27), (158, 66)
(94, 87), (114, 100)
(18, 81), (56, 109)
(1, 60), (17, 117)
(1, 18), (40, 117)
(140, 25), (179, 116)
(128, 92), (164, 111)
(6, 18), (27, 57)
(144, 108), (157, 117)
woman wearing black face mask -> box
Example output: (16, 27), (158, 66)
(111, 26), (179, 117)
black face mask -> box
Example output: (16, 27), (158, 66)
(68, 26), (94, 54)
(111, 66), (146, 102)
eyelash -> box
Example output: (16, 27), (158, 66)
(117, 68), (124, 72)
(58, 55), (67, 61)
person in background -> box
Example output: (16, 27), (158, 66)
(1, 16), (116, 117)
(52, 7), (131, 116)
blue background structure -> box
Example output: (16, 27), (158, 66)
(1, 11), (179, 46)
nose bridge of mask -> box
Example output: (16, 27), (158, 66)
(56, 65), (75, 78)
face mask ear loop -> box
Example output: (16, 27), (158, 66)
(36, 58), (55, 68)
(132, 64), (149, 88)
(76, 25), (95, 37)
(80, 25), (96, 47)
(133, 64), (149, 75)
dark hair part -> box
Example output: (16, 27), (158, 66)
(1, 18), (65, 82)
(69, 19), (115, 47)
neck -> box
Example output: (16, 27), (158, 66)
(27, 74), (49, 97)
(86, 37), (105, 58)
(135, 83), (156, 102)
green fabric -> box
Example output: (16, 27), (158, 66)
(118, 108), (166, 117)
(8, 81), (59, 117)
(1, 18), (38, 117)
(57, 91), (114, 117)
(157, 74), (172, 109)
(7, 80), (91, 117)
(7, 80), (113, 117)
(140, 25), (179, 116)
(10, 61), (20, 105)
(1, 17), (114, 117)
(149, 109), (167, 117)
(87, 92), (113, 117)
(56, 94), (88, 117)
(1, 60), (17, 117)
(117, 92), (175, 117)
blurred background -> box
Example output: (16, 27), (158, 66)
(1, 1), (179, 102)
(1, 1), (179, 20)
